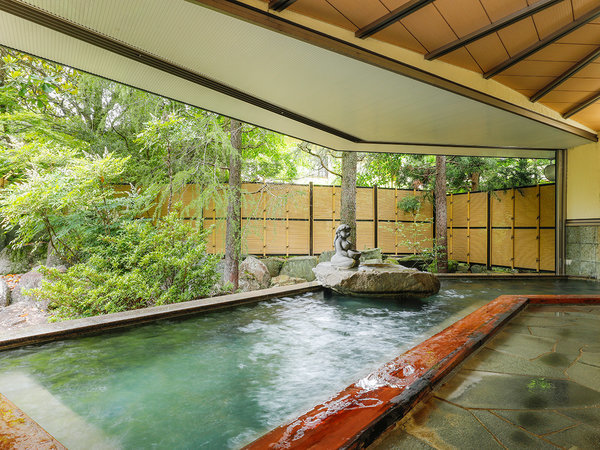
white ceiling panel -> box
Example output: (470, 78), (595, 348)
(0, 0), (594, 157)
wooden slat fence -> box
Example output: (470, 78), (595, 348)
(142, 182), (555, 271)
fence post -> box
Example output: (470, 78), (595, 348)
(511, 188), (516, 270)
(286, 186), (290, 257)
(309, 182), (314, 256)
(536, 184), (541, 272)
(394, 187), (398, 255)
(262, 198), (267, 257)
(467, 191), (471, 265)
(374, 185), (378, 249)
(486, 191), (491, 269)
(331, 185), (336, 245)
(449, 193), (453, 259)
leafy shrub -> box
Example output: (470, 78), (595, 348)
(29, 213), (220, 320)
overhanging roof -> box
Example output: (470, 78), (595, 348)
(0, 0), (597, 158)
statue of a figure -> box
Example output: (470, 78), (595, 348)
(331, 224), (361, 269)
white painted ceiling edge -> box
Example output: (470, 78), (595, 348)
(0, 0), (594, 158)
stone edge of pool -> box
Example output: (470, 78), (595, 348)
(243, 294), (600, 450)
(0, 281), (322, 351)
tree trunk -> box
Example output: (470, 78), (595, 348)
(470, 172), (480, 191)
(435, 155), (448, 273)
(225, 119), (242, 290)
(340, 151), (358, 246)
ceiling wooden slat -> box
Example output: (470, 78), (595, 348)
(426, 0), (563, 60)
(563, 91), (600, 118)
(531, 47), (600, 102)
(268, 0), (298, 12)
(484, 5), (600, 78)
(355, 0), (435, 39)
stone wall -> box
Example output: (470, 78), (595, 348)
(566, 226), (600, 279)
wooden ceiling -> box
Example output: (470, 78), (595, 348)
(260, 0), (600, 131)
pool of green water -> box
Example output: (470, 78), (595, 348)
(0, 279), (597, 449)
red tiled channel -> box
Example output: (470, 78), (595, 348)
(244, 295), (600, 450)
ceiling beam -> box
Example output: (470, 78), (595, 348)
(355, 0), (435, 39)
(426, 0), (563, 60)
(563, 92), (600, 119)
(484, 5), (600, 79)
(531, 47), (600, 102)
(268, 0), (298, 12)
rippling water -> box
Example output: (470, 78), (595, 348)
(0, 279), (597, 449)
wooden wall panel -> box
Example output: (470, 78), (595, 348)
(378, 222), (398, 254)
(515, 187), (538, 228)
(356, 221), (375, 250)
(377, 189), (397, 221)
(540, 184), (555, 228)
(356, 187), (375, 221)
(263, 220), (310, 255)
(491, 189), (513, 227)
(470, 192), (487, 227)
(313, 220), (339, 254)
(203, 218), (226, 254)
(541, 229), (555, 272)
(448, 229), (468, 262)
(262, 185), (310, 220)
(313, 186), (341, 220)
(242, 219), (264, 255)
(449, 194), (468, 228)
(491, 229), (512, 267)
(514, 229), (538, 270)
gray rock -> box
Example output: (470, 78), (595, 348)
(261, 257), (285, 277)
(0, 302), (49, 330)
(280, 256), (318, 282)
(318, 250), (335, 264)
(240, 256), (271, 289)
(313, 262), (440, 300)
(270, 274), (306, 287)
(359, 248), (382, 262)
(239, 275), (261, 292)
(364, 258), (383, 264)
(11, 267), (44, 303)
(45, 241), (65, 268)
(0, 247), (32, 275)
(456, 263), (470, 273)
(470, 264), (487, 274)
(0, 278), (10, 307)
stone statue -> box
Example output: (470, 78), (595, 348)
(331, 224), (361, 269)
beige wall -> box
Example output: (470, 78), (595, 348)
(567, 142), (600, 220)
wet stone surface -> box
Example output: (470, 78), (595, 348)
(371, 305), (600, 449)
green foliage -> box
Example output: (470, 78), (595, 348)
(29, 213), (220, 319)
(0, 145), (138, 262)
(398, 195), (421, 215)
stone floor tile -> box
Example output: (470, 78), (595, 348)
(462, 348), (570, 379)
(566, 361), (600, 392)
(579, 351), (600, 368)
(493, 409), (577, 436)
(484, 332), (556, 360)
(371, 427), (436, 449)
(544, 423), (600, 448)
(437, 371), (600, 410)
(510, 315), (576, 328)
(371, 398), (503, 450)
(557, 406), (600, 429)
(470, 410), (558, 449)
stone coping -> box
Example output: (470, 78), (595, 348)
(244, 294), (600, 450)
(0, 282), (321, 352)
(0, 393), (65, 449)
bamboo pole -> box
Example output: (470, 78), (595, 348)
(332, 186), (336, 244)
(394, 187), (398, 254)
(286, 186), (290, 257)
(536, 184), (541, 272)
(467, 191), (471, 265)
(449, 193), (453, 258)
(262, 196), (267, 257)
(212, 204), (217, 253)
(511, 188), (516, 270)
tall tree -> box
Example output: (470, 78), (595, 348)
(340, 151), (358, 245)
(435, 156), (448, 273)
(225, 119), (242, 290)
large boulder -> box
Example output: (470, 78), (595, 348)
(11, 267), (44, 304)
(0, 278), (10, 307)
(0, 248), (32, 275)
(280, 256), (318, 282)
(318, 250), (335, 264)
(270, 274), (306, 288)
(261, 257), (285, 277)
(240, 256), (271, 289)
(313, 262), (440, 300)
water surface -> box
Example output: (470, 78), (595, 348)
(0, 279), (597, 448)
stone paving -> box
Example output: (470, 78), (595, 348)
(371, 305), (600, 449)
